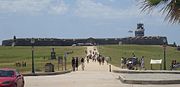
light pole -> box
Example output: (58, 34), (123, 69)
(31, 38), (35, 74)
(163, 38), (167, 70)
(12, 36), (16, 47)
(64, 52), (67, 71)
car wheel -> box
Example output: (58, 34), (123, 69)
(21, 82), (24, 87)
(13, 84), (17, 87)
(21, 81), (25, 87)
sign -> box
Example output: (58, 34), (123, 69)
(150, 59), (162, 64)
(51, 48), (56, 59)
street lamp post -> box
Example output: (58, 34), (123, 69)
(31, 38), (35, 74)
(163, 38), (167, 70)
(64, 52), (67, 71)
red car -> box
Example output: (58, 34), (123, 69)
(0, 68), (24, 87)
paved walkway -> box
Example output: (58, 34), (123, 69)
(25, 46), (123, 87)
(114, 69), (180, 84)
(25, 46), (180, 87)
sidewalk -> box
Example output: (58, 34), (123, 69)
(25, 46), (125, 87)
(113, 66), (180, 84)
(25, 46), (180, 85)
(78, 58), (119, 72)
(119, 73), (180, 84)
(84, 46), (119, 72)
(25, 46), (180, 87)
(113, 69), (180, 74)
(86, 46), (180, 84)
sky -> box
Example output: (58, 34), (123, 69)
(0, 0), (180, 45)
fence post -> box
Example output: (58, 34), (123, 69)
(109, 65), (111, 72)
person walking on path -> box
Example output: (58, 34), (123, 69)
(72, 57), (76, 71)
(105, 56), (110, 65)
(86, 57), (89, 63)
(121, 57), (126, 69)
(140, 56), (145, 70)
(102, 56), (105, 65)
(81, 57), (85, 71)
(75, 57), (79, 71)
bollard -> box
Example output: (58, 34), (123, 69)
(109, 65), (111, 72)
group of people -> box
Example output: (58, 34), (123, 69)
(71, 57), (85, 71)
(71, 47), (112, 71)
(121, 55), (145, 70)
(15, 61), (27, 67)
(86, 49), (111, 65)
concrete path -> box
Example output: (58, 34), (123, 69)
(25, 46), (123, 87)
(114, 69), (180, 84)
(24, 46), (180, 87)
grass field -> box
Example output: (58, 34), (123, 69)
(98, 45), (180, 70)
(1, 45), (179, 72)
(0, 46), (86, 73)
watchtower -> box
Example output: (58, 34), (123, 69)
(135, 23), (145, 37)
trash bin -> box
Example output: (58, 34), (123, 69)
(177, 46), (180, 51)
(45, 63), (54, 72)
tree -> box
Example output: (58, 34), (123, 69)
(140, 0), (180, 24)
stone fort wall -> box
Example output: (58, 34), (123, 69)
(2, 36), (167, 46)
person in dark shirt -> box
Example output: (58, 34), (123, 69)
(75, 57), (79, 71)
(81, 57), (85, 71)
(72, 57), (76, 71)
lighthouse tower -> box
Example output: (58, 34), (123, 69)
(135, 23), (145, 37)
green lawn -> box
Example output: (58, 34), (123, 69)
(98, 45), (180, 70)
(0, 46), (86, 73)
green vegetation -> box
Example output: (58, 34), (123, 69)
(0, 46), (86, 73)
(139, 0), (180, 23)
(98, 45), (180, 70)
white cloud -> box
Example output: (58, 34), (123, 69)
(74, 0), (143, 19)
(48, 0), (68, 15)
(0, 0), (68, 15)
(0, 0), (163, 18)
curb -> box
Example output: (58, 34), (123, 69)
(113, 70), (180, 74)
(119, 75), (180, 84)
(23, 70), (72, 76)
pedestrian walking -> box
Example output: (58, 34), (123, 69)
(85, 50), (87, 54)
(121, 57), (126, 69)
(87, 57), (89, 63)
(102, 57), (105, 65)
(75, 57), (79, 71)
(81, 57), (85, 70)
(140, 56), (145, 70)
(98, 56), (102, 65)
(72, 57), (76, 71)
(105, 56), (110, 65)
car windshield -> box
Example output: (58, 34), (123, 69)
(0, 70), (14, 77)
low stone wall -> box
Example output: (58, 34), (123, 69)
(2, 36), (167, 46)
(23, 70), (72, 76)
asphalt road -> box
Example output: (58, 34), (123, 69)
(24, 46), (180, 87)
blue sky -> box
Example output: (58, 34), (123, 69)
(0, 0), (180, 45)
